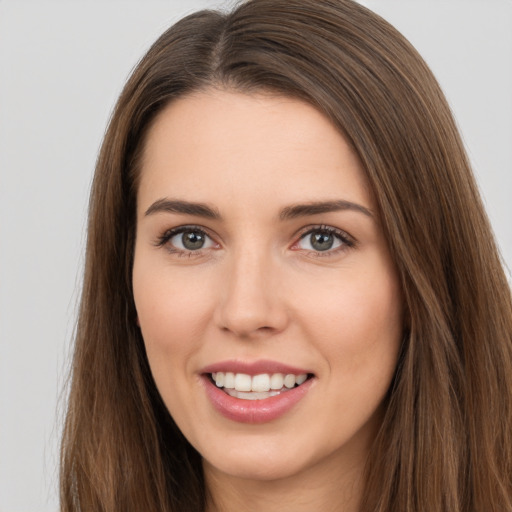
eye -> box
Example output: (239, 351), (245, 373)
(171, 230), (212, 251)
(294, 226), (354, 254)
(157, 226), (217, 253)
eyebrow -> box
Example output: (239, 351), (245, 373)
(279, 200), (373, 220)
(144, 199), (221, 219)
(144, 198), (373, 221)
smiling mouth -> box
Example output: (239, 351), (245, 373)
(208, 372), (314, 400)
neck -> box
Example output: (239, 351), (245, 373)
(203, 450), (365, 512)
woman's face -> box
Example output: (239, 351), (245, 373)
(133, 90), (403, 484)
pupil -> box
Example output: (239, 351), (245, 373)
(182, 231), (204, 250)
(311, 232), (333, 251)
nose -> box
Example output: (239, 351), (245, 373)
(214, 248), (289, 338)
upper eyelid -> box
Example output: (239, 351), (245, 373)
(295, 224), (355, 242)
(162, 224), (213, 237)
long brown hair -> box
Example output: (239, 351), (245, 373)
(60, 1), (512, 510)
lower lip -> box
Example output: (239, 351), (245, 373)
(201, 375), (314, 424)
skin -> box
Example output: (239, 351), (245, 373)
(132, 89), (403, 512)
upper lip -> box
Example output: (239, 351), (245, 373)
(200, 359), (313, 376)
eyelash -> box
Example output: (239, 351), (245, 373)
(154, 224), (355, 258)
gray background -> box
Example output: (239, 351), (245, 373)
(0, 1), (511, 510)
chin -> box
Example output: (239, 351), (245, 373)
(199, 427), (348, 484)
(203, 449), (311, 482)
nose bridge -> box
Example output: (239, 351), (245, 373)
(215, 242), (287, 337)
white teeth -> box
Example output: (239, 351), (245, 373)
(224, 372), (235, 389)
(296, 373), (308, 385)
(251, 374), (270, 392)
(270, 373), (284, 389)
(215, 372), (224, 387)
(225, 389), (282, 400)
(210, 371), (309, 394)
(284, 374), (296, 388)
(234, 373), (252, 392)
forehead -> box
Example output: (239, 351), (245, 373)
(137, 89), (372, 216)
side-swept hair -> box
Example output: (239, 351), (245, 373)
(60, 1), (512, 510)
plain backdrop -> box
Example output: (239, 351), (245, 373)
(0, 1), (511, 511)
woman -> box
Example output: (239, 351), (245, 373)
(60, 0), (512, 510)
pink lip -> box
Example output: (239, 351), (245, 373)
(199, 360), (315, 424)
(200, 359), (311, 376)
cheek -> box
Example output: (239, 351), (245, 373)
(342, 280), (402, 356)
(132, 262), (216, 432)
(300, 265), (401, 339)
(301, 268), (402, 436)
(294, 258), (403, 382)
(132, 259), (214, 375)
